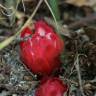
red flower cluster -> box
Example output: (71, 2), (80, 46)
(35, 77), (68, 96)
(20, 21), (64, 75)
(20, 20), (68, 96)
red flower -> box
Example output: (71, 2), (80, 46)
(35, 77), (68, 96)
(20, 21), (64, 75)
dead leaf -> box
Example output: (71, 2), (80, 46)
(65, 0), (96, 7)
(84, 27), (96, 41)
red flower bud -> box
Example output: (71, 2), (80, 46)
(20, 21), (64, 75)
(35, 77), (68, 96)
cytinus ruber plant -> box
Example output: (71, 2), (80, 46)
(35, 77), (68, 96)
(20, 20), (64, 75)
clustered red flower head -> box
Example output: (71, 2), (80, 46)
(20, 20), (68, 96)
(20, 20), (64, 75)
(35, 77), (68, 96)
